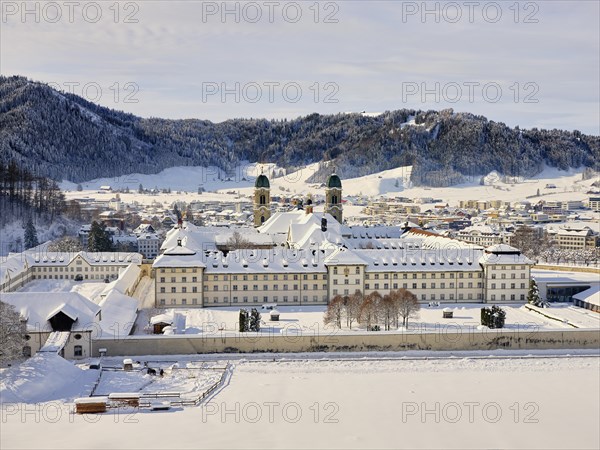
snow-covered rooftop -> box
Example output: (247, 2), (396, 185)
(2, 292), (101, 332)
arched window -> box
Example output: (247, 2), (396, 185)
(332, 195), (338, 204)
(260, 215), (266, 224)
(74, 345), (83, 357)
(259, 195), (266, 205)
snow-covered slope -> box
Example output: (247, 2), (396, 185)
(61, 163), (598, 207)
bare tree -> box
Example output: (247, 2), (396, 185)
(359, 291), (382, 330)
(0, 301), (27, 362)
(48, 236), (83, 253)
(396, 289), (420, 328)
(226, 231), (253, 250)
(510, 226), (552, 261)
(344, 290), (362, 329)
(324, 295), (344, 329)
(380, 293), (399, 331)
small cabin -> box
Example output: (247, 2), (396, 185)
(150, 314), (174, 334)
(270, 309), (280, 321)
(123, 358), (134, 371)
(442, 308), (453, 319)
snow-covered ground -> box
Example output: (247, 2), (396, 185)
(525, 304), (600, 329)
(136, 302), (599, 337)
(1, 354), (598, 449)
(61, 163), (599, 209)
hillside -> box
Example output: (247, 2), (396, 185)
(1, 75), (598, 186)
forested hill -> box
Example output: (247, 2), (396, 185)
(1, 75), (598, 186)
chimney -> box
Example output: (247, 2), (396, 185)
(321, 218), (327, 232)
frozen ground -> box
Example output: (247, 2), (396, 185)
(137, 302), (598, 337)
(1, 353), (598, 449)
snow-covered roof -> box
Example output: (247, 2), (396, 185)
(97, 290), (139, 336)
(572, 285), (600, 307)
(556, 228), (593, 237)
(202, 248), (330, 274)
(137, 233), (160, 240)
(25, 251), (142, 267)
(479, 251), (533, 266)
(163, 245), (197, 256)
(0, 253), (29, 285)
(153, 246), (206, 268)
(2, 292), (101, 332)
(150, 313), (174, 325)
(324, 247), (370, 266)
(349, 249), (484, 272)
(101, 263), (141, 297)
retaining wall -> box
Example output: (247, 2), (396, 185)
(93, 328), (600, 356)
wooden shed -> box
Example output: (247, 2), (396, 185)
(75, 397), (108, 414)
(123, 358), (134, 371)
(442, 308), (453, 319)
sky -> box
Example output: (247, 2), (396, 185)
(1, 1), (599, 134)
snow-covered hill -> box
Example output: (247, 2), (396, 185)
(62, 163), (598, 206)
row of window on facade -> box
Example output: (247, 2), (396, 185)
(22, 345), (84, 358)
(363, 281), (486, 290)
(33, 266), (119, 272)
(160, 283), (326, 293)
(159, 273), (328, 283)
(33, 274), (117, 281)
(158, 294), (327, 305)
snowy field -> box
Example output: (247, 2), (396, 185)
(138, 302), (599, 337)
(61, 163), (600, 209)
(1, 353), (599, 449)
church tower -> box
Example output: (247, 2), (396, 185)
(253, 169), (271, 227)
(325, 173), (343, 224)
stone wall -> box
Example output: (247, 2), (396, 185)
(93, 329), (600, 356)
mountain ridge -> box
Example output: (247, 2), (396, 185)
(1, 75), (598, 186)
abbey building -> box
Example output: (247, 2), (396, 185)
(153, 172), (533, 308)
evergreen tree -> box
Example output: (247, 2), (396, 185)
(23, 217), (39, 249)
(88, 221), (113, 252)
(238, 309), (249, 332)
(527, 279), (543, 307)
(138, 184), (144, 194)
(77, 184), (83, 191)
(491, 305), (506, 329)
(249, 308), (261, 332)
(481, 305), (506, 329)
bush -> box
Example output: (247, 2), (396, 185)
(481, 305), (506, 329)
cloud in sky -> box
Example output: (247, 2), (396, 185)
(1, 1), (598, 134)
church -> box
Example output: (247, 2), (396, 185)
(253, 170), (344, 227)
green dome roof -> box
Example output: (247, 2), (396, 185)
(255, 174), (270, 188)
(327, 173), (342, 189)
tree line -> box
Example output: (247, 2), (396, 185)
(324, 289), (421, 331)
(0, 159), (65, 228)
